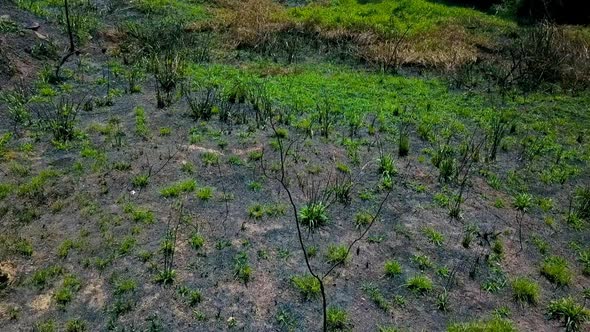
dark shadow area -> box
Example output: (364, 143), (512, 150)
(428, 0), (590, 25)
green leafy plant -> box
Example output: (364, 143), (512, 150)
(513, 192), (533, 251)
(160, 179), (197, 198)
(547, 297), (590, 332)
(384, 259), (402, 277)
(422, 227), (444, 246)
(234, 252), (251, 284)
(326, 245), (348, 265)
(299, 202), (329, 231)
(447, 317), (517, 332)
(291, 274), (321, 300)
(511, 277), (540, 305)
(326, 306), (348, 331)
(540, 256), (572, 286)
(406, 275), (433, 294)
(196, 186), (214, 200)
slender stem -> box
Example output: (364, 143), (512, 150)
(64, 0), (75, 53)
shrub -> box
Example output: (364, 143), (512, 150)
(185, 85), (216, 121)
(573, 186), (590, 220)
(37, 97), (83, 142)
(326, 245), (348, 265)
(447, 317), (517, 332)
(326, 306), (348, 331)
(406, 275), (433, 294)
(160, 179), (197, 198)
(547, 297), (590, 332)
(299, 202), (329, 231)
(189, 233), (205, 250)
(65, 319), (87, 332)
(0, 86), (31, 133)
(540, 256), (572, 286)
(196, 186), (214, 201)
(412, 253), (433, 270)
(354, 211), (374, 228)
(134, 107), (149, 139)
(150, 52), (186, 108)
(362, 283), (389, 311)
(511, 277), (540, 305)
(422, 227), (444, 246)
(384, 259), (402, 277)
(132, 174), (149, 188)
(398, 126), (410, 157)
(233, 252), (251, 284)
(378, 154), (397, 176)
(291, 274), (320, 300)
(513, 192), (533, 212)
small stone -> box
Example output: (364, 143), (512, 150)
(24, 22), (40, 30)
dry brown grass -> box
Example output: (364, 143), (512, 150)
(212, 0), (294, 50)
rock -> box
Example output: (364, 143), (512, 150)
(33, 31), (47, 40)
(24, 22), (40, 30)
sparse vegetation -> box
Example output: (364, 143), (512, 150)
(1, 0), (589, 330)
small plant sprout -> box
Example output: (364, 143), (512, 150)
(513, 192), (533, 252)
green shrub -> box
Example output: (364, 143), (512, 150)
(189, 233), (205, 250)
(65, 319), (87, 332)
(378, 154), (397, 176)
(447, 317), (517, 332)
(511, 277), (540, 305)
(299, 202), (329, 231)
(291, 274), (320, 300)
(354, 211), (374, 228)
(540, 256), (572, 286)
(124, 204), (154, 223)
(412, 253), (433, 270)
(327, 306), (348, 331)
(160, 179), (197, 197)
(547, 297), (590, 332)
(422, 227), (444, 246)
(132, 174), (149, 188)
(196, 186), (214, 200)
(134, 107), (149, 139)
(326, 245), (348, 265)
(406, 275), (433, 294)
(362, 283), (389, 311)
(384, 259), (402, 277)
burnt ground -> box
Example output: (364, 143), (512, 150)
(0, 1), (589, 332)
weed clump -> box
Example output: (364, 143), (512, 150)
(511, 277), (540, 305)
(540, 256), (571, 286)
(299, 202), (329, 231)
(291, 274), (321, 300)
(406, 275), (433, 294)
(547, 297), (590, 332)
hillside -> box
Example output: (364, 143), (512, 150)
(1, 0), (589, 331)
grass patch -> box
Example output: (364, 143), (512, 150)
(447, 317), (517, 332)
(291, 274), (320, 300)
(540, 256), (572, 286)
(511, 277), (540, 305)
(160, 179), (197, 198)
(406, 275), (433, 294)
